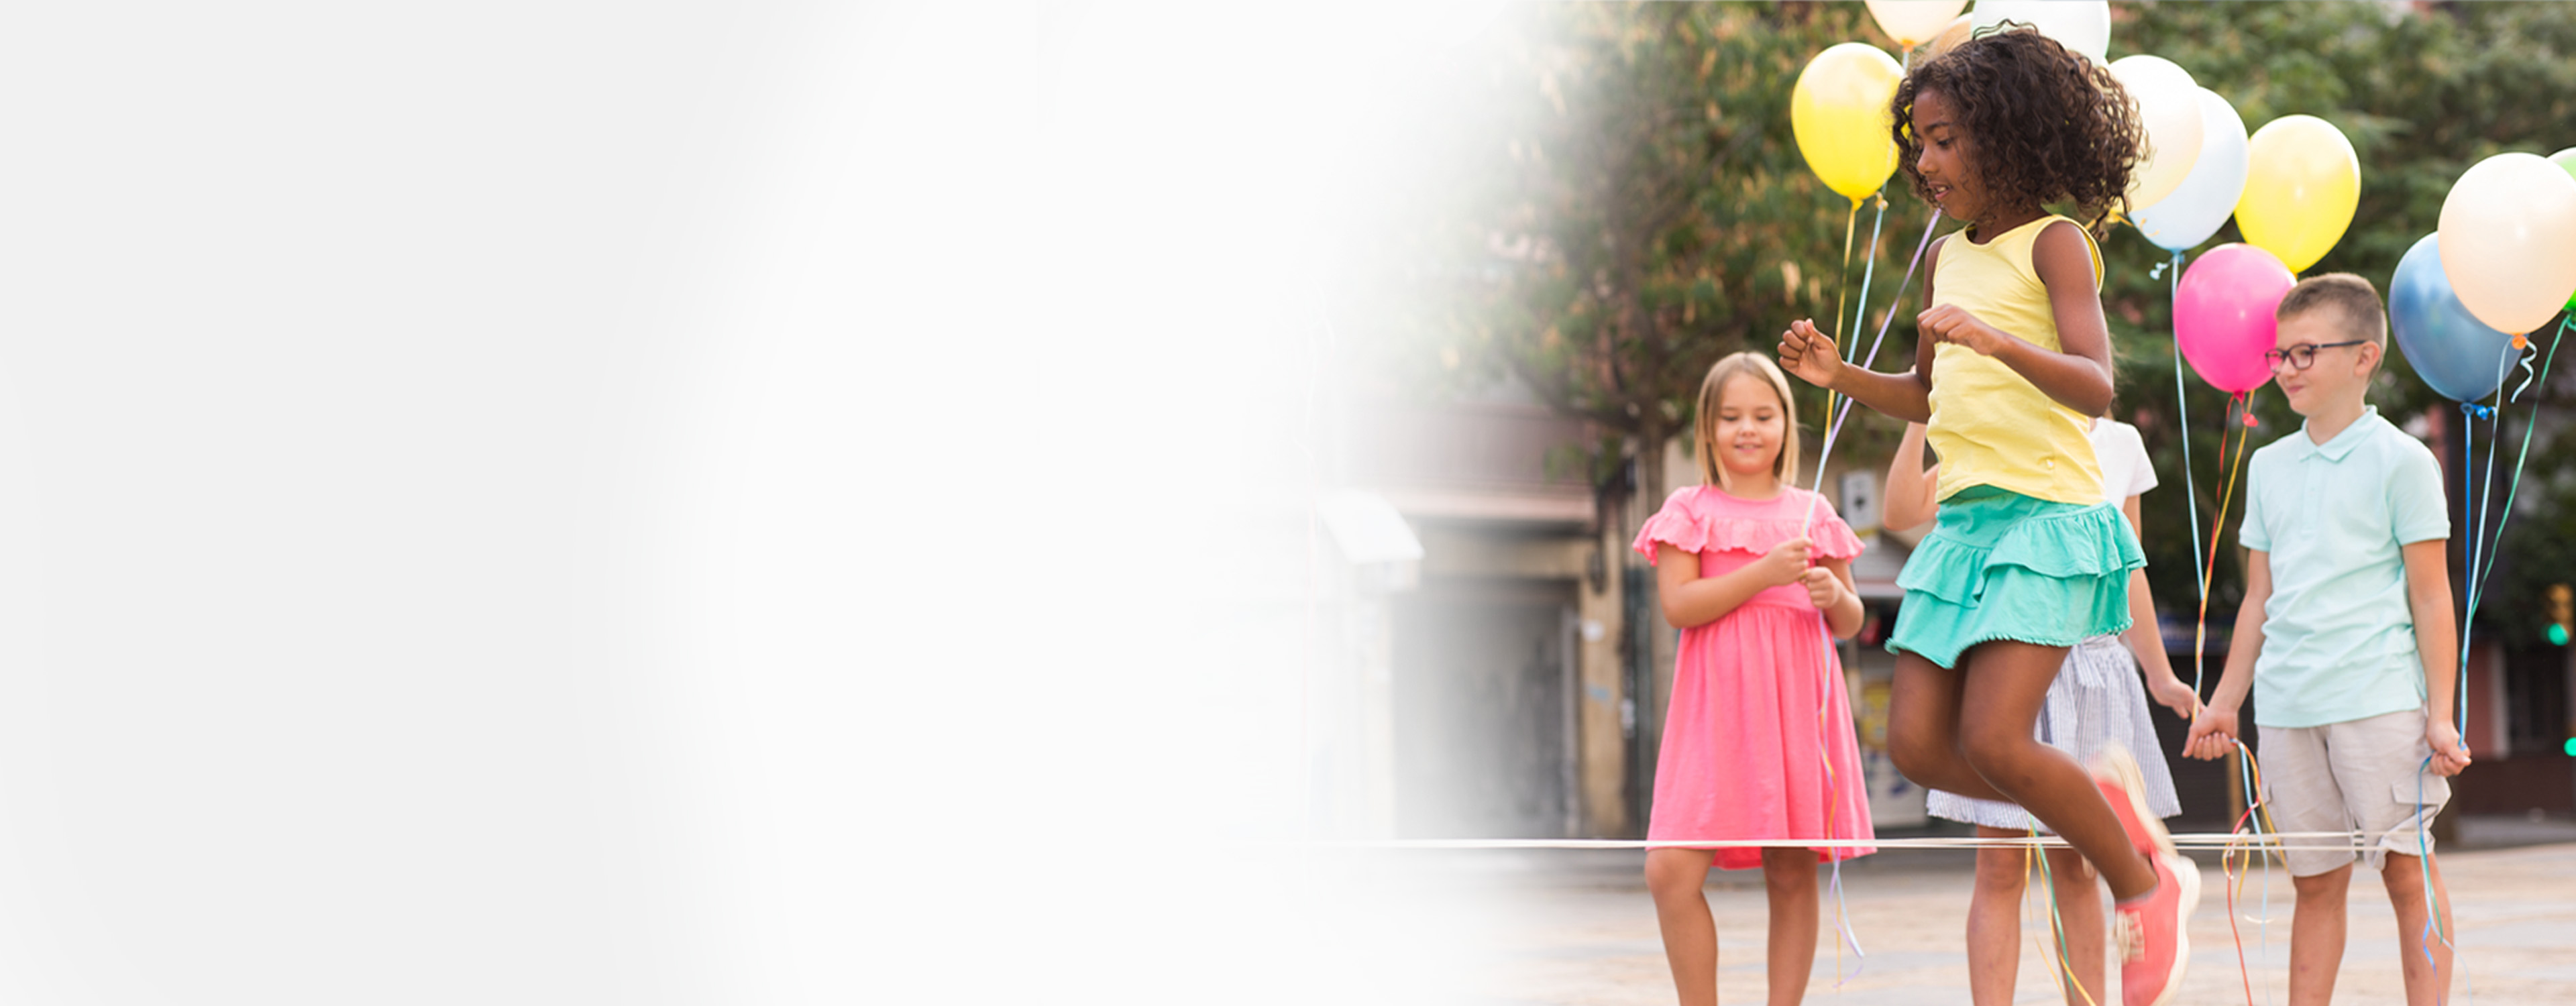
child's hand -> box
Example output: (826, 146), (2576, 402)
(2182, 705), (2238, 761)
(1799, 567), (1842, 610)
(2426, 719), (2472, 776)
(1756, 537), (1814, 587)
(2145, 672), (2200, 720)
(1917, 304), (2010, 357)
(1775, 319), (1843, 388)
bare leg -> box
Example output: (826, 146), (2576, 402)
(1762, 848), (1819, 1006)
(1955, 640), (2155, 899)
(1965, 831), (2029, 1006)
(1887, 651), (2009, 799)
(2288, 863), (2353, 1006)
(1648, 848), (1719, 1006)
(2044, 846), (2106, 1006)
(2380, 852), (2455, 1006)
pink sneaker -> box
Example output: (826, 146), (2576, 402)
(2114, 851), (2201, 1006)
(2092, 743), (2175, 859)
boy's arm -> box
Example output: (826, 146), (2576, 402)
(2184, 548), (2270, 760)
(2402, 539), (2472, 775)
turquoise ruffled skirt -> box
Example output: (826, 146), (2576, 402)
(1887, 486), (2146, 670)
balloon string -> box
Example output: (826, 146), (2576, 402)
(2222, 737), (2286, 1006)
(1808, 194), (1894, 989)
(2033, 826), (2100, 1006)
(1847, 195), (1890, 382)
(1826, 209), (1943, 437)
(1806, 205), (1939, 531)
(2167, 250), (2212, 695)
(2469, 318), (2565, 598)
(2192, 392), (2253, 700)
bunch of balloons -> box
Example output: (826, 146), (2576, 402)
(1803, 2), (2363, 394)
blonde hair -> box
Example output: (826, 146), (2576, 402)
(1693, 351), (1802, 489)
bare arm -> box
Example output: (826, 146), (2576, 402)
(1915, 221), (2116, 417)
(2402, 539), (2471, 775)
(1777, 237), (1943, 424)
(1883, 423), (1937, 533)
(2118, 494), (2198, 719)
(1656, 540), (1815, 629)
(2184, 549), (2270, 760)
(1801, 557), (1866, 638)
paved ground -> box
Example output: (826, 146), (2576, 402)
(1297, 836), (2576, 1005)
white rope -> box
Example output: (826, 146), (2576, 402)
(1308, 831), (2373, 852)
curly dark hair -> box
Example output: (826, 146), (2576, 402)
(1889, 26), (2145, 235)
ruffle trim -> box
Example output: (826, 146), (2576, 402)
(1894, 503), (2143, 605)
(1632, 503), (1865, 565)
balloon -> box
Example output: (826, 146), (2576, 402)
(2132, 89), (2249, 253)
(2555, 148), (2576, 312)
(2234, 115), (2359, 274)
(1925, 14), (1974, 59)
(2108, 55), (2204, 212)
(2391, 234), (2521, 402)
(1969, 0), (2108, 64)
(1790, 43), (1904, 205)
(1867, 1), (1969, 49)
(2175, 243), (2296, 394)
(2436, 151), (2576, 335)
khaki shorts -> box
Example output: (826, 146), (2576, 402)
(2257, 708), (2451, 878)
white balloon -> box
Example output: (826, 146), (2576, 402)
(1866, 0), (1970, 49)
(2131, 88), (2250, 253)
(2110, 55), (2205, 211)
(2438, 152), (2576, 335)
(1969, 0), (2109, 64)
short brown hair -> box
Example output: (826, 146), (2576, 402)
(2275, 272), (2387, 353)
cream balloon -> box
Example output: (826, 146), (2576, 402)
(1866, 1), (1969, 50)
(1969, 0), (2108, 64)
(2108, 55), (2204, 212)
(2436, 152), (2576, 335)
(1925, 14), (1974, 60)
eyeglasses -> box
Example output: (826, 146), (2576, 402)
(2263, 340), (2367, 372)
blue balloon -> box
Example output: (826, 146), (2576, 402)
(2390, 233), (2520, 402)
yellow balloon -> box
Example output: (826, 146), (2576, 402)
(1791, 43), (1904, 205)
(2233, 115), (2359, 273)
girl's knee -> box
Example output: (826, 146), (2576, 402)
(1971, 846), (2029, 894)
(1646, 850), (1712, 900)
(1762, 851), (1817, 893)
(1958, 729), (2037, 784)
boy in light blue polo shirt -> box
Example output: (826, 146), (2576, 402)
(2183, 274), (2469, 1006)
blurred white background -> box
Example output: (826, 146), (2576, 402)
(0, 2), (1516, 1003)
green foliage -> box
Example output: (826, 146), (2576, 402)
(1437, 2), (1908, 496)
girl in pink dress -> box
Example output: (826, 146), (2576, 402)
(1638, 351), (1872, 1006)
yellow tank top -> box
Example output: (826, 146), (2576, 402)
(1926, 215), (2107, 505)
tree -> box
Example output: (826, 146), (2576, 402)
(1444, 1), (1919, 505)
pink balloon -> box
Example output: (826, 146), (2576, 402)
(2174, 243), (2296, 394)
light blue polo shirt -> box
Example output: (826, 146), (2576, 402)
(2239, 406), (2449, 728)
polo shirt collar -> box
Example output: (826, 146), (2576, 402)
(2288, 406), (2383, 462)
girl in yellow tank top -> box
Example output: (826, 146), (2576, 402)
(1774, 28), (2199, 1006)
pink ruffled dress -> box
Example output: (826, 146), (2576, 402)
(1633, 485), (1875, 869)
